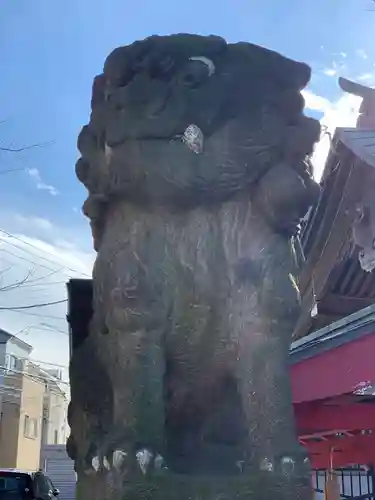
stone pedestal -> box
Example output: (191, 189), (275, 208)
(77, 470), (312, 500)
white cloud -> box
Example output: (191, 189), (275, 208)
(319, 57), (346, 79)
(323, 68), (337, 77)
(27, 168), (39, 177)
(26, 167), (59, 196)
(301, 90), (332, 113)
(306, 93), (361, 181)
(356, 49), (368, 60)
(357, 72), (375, 83)
(14, 215), (54, 232)
(329, 52), (347, 59)
(37, 182), (59, 196)
(14, 234), (94, 276)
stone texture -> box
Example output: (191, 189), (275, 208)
(69, 34), (321, 499)
(76, 469), (312, 500)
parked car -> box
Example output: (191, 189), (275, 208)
(0, 469), (59, 500)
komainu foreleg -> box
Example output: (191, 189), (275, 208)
(228, 248), (310, 479)
(235, 329), (307, 475)
(67, 336), (115, 475)
(88, 248), (169, 477)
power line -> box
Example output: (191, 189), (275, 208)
(10, 354), (69, 369)
(0, 365), (70, 387)
(29, 357), (68, 369)
(0, 243), (84, 279)
(15, 280), (67, 288)
(0, 141), (53, 153)
(0, 245), (62, 275)
(35, 324), (68, 336)
(0, 228), (91, 278)
(0, 309), (67, 321)
(0, 365), (68, 380)
(0, 167), (25, 175)
(12, 323), (69, 336)
(0, 267), (35, 292)
(24, 270), (64, 284)
(0, 299), (67, 311)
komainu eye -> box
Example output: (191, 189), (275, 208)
(180, 56), (215, 88)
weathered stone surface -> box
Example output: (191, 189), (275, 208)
(76, 469), (312, 500)
(69, 34), (320, 499)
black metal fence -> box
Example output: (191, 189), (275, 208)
(312, 466), (375, 500)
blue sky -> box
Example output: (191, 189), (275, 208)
(0, 0), (375, 373)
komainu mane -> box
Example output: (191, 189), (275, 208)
(68, 34), (321, 500)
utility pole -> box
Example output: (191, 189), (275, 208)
(39, 379), (49, 469)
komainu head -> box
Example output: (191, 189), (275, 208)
(76, 34), (321, 247)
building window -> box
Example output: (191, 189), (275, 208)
(10, 355), (17, 370)
(24, 415), (29, 436)
(24, 415), (38, 439)
(5, 355), (24, 373)
(5, 354), (16, 371)
(54, 430), (59, 444)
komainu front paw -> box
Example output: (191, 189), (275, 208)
(83, 429), (168, 478)
(135, 448), (168, 475)
(260, 448), (311, 478)
(90, 449), (129, 473)
(87, 447), (168, 477)
(82, 437), (131, 476)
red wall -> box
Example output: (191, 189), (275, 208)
(291, 331), (375, 404)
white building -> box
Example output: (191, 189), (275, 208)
(42, 370), (69, 445)
(27, 363), (69, 446)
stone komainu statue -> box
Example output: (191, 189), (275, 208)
(68, 34), (321, 500)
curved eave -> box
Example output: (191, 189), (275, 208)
(335, 127), (375, 170)
(290, 302), (375, 363)
(290, 304), (375, 403)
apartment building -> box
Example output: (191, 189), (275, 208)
(0, 330), (44, 470)
(0, 329), (69, 470)
(41, 369), (69, 446)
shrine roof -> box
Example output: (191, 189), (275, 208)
(289, 302), (375, 364)
(296, 127), (375, 340)
(333, 128), (375, 171)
